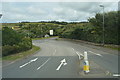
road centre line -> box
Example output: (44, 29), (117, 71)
(88, 51), (103, 57)
(37, 58), (51, 70)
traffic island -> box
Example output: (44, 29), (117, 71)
(79, 60), (112, 78)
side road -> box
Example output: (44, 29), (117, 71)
(58, 38), (119, 55)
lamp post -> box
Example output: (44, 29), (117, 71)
(40, 25), (43, 38)
(0, 14), (2, 18)
(99, 5), (105, 46)
(38, 24), (42, 38)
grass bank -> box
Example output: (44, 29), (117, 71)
(104, 45), (120, 51)
(3, 45), (40, 61)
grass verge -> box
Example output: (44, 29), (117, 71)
(32, 36), (58, 40)
(104, 45), (120, 51)
(2, 45), (40, 61)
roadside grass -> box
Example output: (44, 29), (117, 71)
(55, 38), (62, 40)
(104, 45), (120, 51)
(32, 36), (58, 40)
(2, 45), (40, 61)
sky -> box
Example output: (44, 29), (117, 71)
(0, 1), (118, 23)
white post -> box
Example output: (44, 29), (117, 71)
(84, 51), (88, 61)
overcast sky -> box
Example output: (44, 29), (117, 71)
(1, 2), (118, 23)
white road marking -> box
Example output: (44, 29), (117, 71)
(56, 59), (67, 71)
(37, 58), (51, 70)
(88, 51), (103, 57)
(105, 71), (110, 75)
(76, 51), (81, 60)
(72, 48), (83, 60)
(113, 74), (120, 77)
(53, 49), (56, 56)
(72, 48), (74, 51)
(19, 58), (38, 68)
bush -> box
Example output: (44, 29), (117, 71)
(2, 27), (24, 46)
(2, 45), (17, 56)
(2, 38), (32, 56)
(2, 27), (32, 56)
(17, 37), (32, 52)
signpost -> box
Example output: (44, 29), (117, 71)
(50, 30), (53, 35)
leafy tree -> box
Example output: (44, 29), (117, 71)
(88, 11), (118, 44)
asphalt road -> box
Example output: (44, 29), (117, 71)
(2, 37), (119, 78)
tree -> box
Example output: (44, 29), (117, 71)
(88, 11), (118, 44)
(2, 27), (24, 46)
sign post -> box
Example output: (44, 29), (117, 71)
(50, 30), (53, 36)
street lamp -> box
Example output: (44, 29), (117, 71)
(38, 24), (42, 38)
(40, 25), (43, 38)
(99, 4), (105, 46)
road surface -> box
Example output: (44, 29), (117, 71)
(2, 37), (119, 78)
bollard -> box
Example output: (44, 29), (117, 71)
(83, 51), (90, 73)
(84, 51), (88, 61)
(83, 60), (90, 73)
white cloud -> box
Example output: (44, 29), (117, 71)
(1, 2), (118, 23)
(2, 0), (119, 2)
(27, 6), (46, 15)
(53, 7), (65, 15)
(0, 2), (2, 14)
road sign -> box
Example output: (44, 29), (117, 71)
(50, 30), (53, 35)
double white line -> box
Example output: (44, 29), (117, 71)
(72, 48), (83, 60)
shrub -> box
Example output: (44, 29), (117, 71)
(2, 27), (32, 56)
